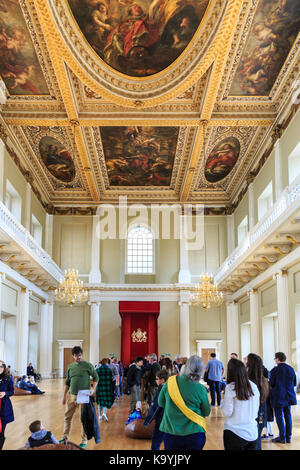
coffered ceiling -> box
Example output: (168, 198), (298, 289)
(0, 0), (299, 213)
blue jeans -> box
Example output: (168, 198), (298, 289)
(164, 432), (206, 451)
(274, 406), (292, 441)
(208, 380), (221, 406)
(119, 376), (123, 396)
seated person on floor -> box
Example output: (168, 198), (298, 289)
(17, 376), (45, 394)
(25, 420), (58, 448)
(126, 401), (149, 425)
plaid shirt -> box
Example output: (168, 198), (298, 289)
(96, 365), (115, 408)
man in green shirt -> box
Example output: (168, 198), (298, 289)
(60, 346), (98, 448)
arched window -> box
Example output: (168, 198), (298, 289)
(127, 225), (153, 273)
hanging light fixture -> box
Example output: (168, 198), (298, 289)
(55, 268), (88, 306)
(190, 121), (224, 309)
(54, 120), (88, 306)
(190, 273), (224, 309)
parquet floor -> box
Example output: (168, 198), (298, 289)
(4, 379), (300, 450)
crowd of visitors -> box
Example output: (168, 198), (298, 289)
(0, 348), (298, 450)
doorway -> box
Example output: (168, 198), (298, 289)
(201, 348), (216, 367)
(63, 348), (73, 376)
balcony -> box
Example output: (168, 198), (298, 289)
(0, 200), (63, 290)
(215, 175), (300, 293)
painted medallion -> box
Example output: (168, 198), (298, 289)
(39, 136), (75, 183)
(205, 137), (240, 183)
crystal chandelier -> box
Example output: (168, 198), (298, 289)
(190, 273), (224, 309)
(189, 122), (223, 309)
(55, 268), (88, 306)
(54, 120), (89, 306)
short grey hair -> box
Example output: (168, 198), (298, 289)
(184, 355), (204, 382)
(149, 353), (157, 361)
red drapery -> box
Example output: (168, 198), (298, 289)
(119, 301), (160, 366)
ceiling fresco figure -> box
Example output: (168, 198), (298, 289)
(0, 0), (49, 95)
(67, 0), (209, 76)
(205, 137), (240, 183)
(101, 126), (179, 186)
(230, 0), (300, 96)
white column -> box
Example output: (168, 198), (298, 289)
(179, 291), (190, 357)
(226, 214), (235, 255)
(88, 291), (101, 365)
(57, 341), (64, 378)
(275, 270), (290, 361)
(89, 215), (101, 284)
(47, 302), (54, 377)
(39, 301), (48, 378)
(226, 301), (240, 359)
(16, 287), (31, 375)
(0, 273), (5, 359)
(0, 139), (5, 203)
(24, 183), (31, 232)
(274, 140), (283, 201)
(45, 214), (53, 256)
(178, 215), (191, 283)
(248, 183), (255, 231)
(249, 289), (260, 355)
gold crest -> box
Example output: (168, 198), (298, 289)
(131, 328), (147, 343)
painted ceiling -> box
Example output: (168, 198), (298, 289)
(0, 0), (299, 213)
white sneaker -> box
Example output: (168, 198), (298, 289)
(102, 414), (109, 422)
(99, 415), (102, 421)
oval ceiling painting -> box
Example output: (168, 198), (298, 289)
(205, 137), (240, 183)
(67, 0), (209, 77)
(39, 136), (75, 183)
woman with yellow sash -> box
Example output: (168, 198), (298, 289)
(158, 355), (210, 450)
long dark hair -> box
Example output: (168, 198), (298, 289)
(227, 359), (254, 401)
(0, 361), (10, 379)
(246, 353), (269, 403)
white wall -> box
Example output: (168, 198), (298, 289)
(28, 323), (38, 371)
(295, 304), (300, 379)
(241, 323), (251, 360)
(262, 314), (277, 371)
(4, 316), (16, 371)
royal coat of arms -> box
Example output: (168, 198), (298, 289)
(131, 328), (147, 343)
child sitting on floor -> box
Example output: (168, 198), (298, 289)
(126, 401), (149, 425)
(25, 420), (58, 448)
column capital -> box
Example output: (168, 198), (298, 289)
(273, 269), (288, 281)
(247, 288), (258, 296)
(88, 290), (101, 305)
(21, 287), (32, 295)
(0, 272), (6, 281)
(179, 291), (191, 305)
(88, 300), (101, 307)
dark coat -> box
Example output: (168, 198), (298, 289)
(96, 365), (114, 408)
(127, 364), (143, 387)
(144, 384), (164, 427)
(0, 375), (14, 425)
(81, 397), (101, 444)
(148, 362), (161, 387)
(269, 363), (297, 409)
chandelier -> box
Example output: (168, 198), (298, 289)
(190, 273), (224, 309)
(55, 268), (88, 306)
(54, 120), (89, 306)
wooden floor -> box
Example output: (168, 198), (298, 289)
(4, 379), (300, 450)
